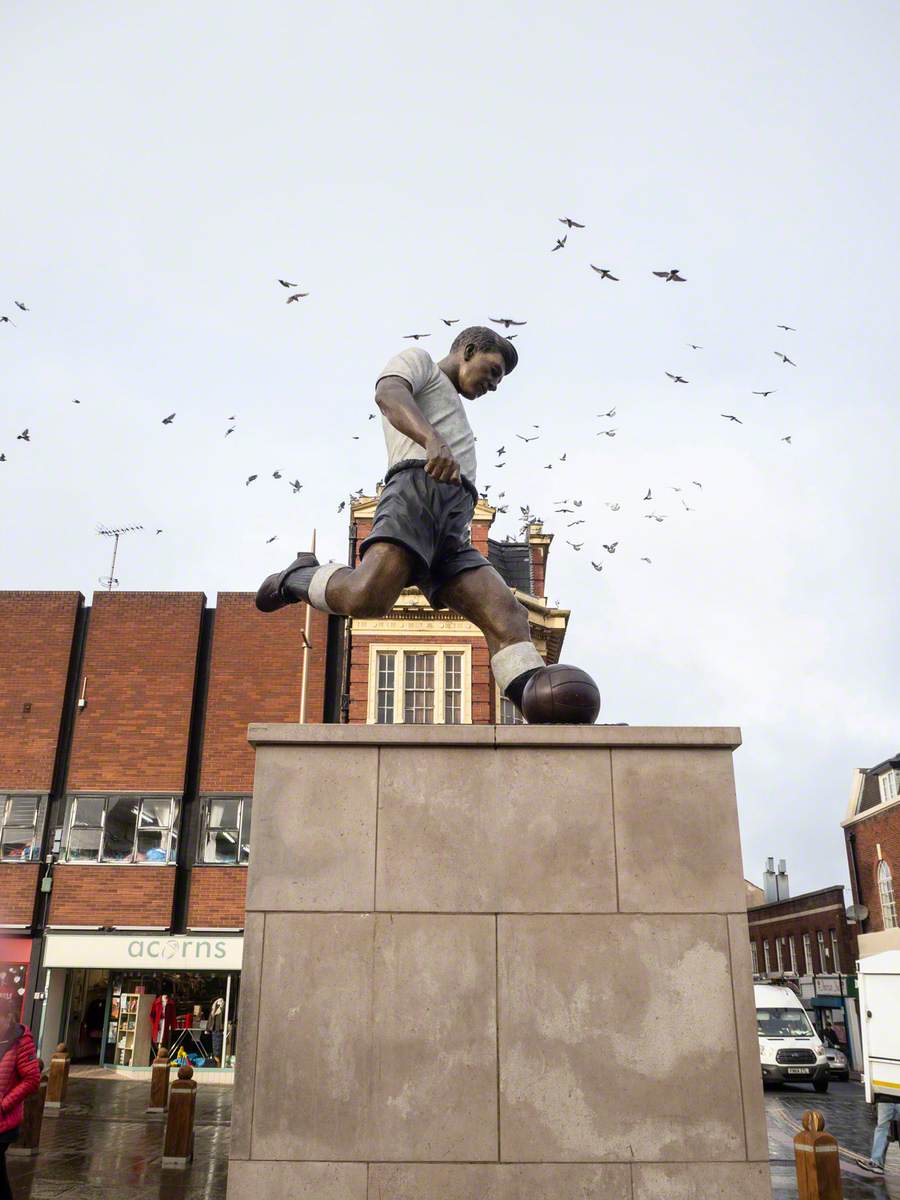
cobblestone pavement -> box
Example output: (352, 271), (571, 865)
(7, 1075), (900, 1198)
(766, 1079), (900, 1198)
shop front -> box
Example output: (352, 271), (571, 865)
(0, 935), (33, 1021)
(38, 932), (243, 1074)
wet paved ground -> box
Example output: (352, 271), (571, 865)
(6, 1075), (900, 1198)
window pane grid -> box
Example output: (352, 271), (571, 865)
(879, 860), (898, 930)
(404, 653), (435, 724)
(376, 652), (396, 724)
(444, 653), (462, 725)
(64, 796), (178, 864)
(200, 795), (252, 864)
(0, 795), (41, 861)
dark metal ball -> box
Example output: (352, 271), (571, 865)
(521, 664), (601, 725)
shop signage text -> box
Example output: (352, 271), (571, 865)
(43, 932), (243, 971)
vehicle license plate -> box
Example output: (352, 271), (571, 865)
(787, 1067), (809, 1075)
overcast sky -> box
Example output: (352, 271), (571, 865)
(3, 2), (898, 895)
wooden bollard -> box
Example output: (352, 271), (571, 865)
(162, 1064), (197, 1168)
(794, 1110), (843, 1199)
(147, 1046), (171, 1115)
(8, 1066), (47, 1158)
(44, 1043), (70, 1112)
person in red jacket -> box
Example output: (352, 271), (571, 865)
(0, 998), (41, 1200)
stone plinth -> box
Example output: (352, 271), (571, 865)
(228, 725), (771, 1200)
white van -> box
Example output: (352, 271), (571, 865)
(755, 982), (829, 1092)
(858, 950), (900, 1105)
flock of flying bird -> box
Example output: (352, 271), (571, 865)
(3, 219), (798, 578)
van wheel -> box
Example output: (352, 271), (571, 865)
(813, 1080), (829, 1093)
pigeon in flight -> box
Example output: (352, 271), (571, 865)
(774, 351), (796, 365)
(278, 280), (298, 288)
(643, 489), (653, 501)
(507, 334), (518, 340)
(596, 428), (618, 437)
(567, 519), (585, 526)
(590, 266), (619, 280)
(286, 292), (309, 303)
(225, 427), (235, 436)
(559, 453), (567, 462)
(272, 470), (282, 479)
(337, 501), (346, 513)
(0, 315), (15, 325)
(781, 435), (792, 444)
(572, 499), (583, 508)
(603, 543), (618, 553)
(489, 317), (526, 328)
(17, 429), (30, 441)
(681, 499), (694, 511)
(752, 390), (776, 397)
(559, 217), (585, 228)
(598, 407), (616, 418)
(665, 372), (689, 384)
(567, 541), (584, 550)
(552, 234), (567, 252)
(72, 398), (80, 404)
(692, 481), (703, 489)
(668, 485), (683, 492)
(404, 333), (430, 340)
(290, 479), (302, 492)
(494, 461), (506, 468)
(0, 454), (6, 462)
(442, 318), (460, 326)
(687, 343), (703, 350)
(605, 502), (621, 511)
(776, 324), (797, 332)
(640, 557), (652, 564)
(591, 561), (603, 572)
(245, 474), (258, 485)
(652, 268), (686, 282)
(266, 535), (278, 544)
(14, 301), (29, 311)
(721, 414), (743, 423)
(496, 446), (506, 456)
(368, 412), (376, 419)
(155, 529), (163, 535)
(544, 463), (553, 470)
(162, 413), (176, 424)
(555, 507), (573, 514)
(516, 433), (539, 443)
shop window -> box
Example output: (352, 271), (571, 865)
(878, 860), (898, 930)
(0, 794), (45, 862)
(368, 645), (471, 724)
(199, 796), (252, 865)
(64, 795), (180, 864)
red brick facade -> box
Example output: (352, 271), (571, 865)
(48, 865), (176, 927)
(747, 886), (858, 976)
(186, 867), (247, 929)
(0, 864), (41, 927)
(0, 592), (82, 790)
(845, 803), (900, 935)
(67, 592), (204, 793)
(199, 594), (328, 793)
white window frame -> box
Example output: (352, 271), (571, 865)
(879, 770), (899, 805)
(494, 683), (526, 725)
(763, 940), (771, 974)
(63, 794), (180, 865)
(197, 795), (252, 865)
(803, 932), (813, 975)
(0, 793), (46, 862)
(829, 930), (840, 973)
(775, 937), (784, 973)
(789, 936), (798, 975)
(750, 942), (758, 975)
(817, 930), (829, 970)
(366, 643), (472, 724)
(878, 860), (898, 930)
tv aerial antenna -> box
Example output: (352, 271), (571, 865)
(96, 523), (143, 590)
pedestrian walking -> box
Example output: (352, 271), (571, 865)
(0, 998), (42, 1200)
(861, 1099), (900, 1176)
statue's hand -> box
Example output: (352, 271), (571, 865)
(424, 436), (461, 485)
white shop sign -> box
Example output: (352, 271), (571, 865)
(816, 976), (842, 996)
(43, 933), (243, 971)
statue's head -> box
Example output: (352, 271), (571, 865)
(448, 326), (518, 400)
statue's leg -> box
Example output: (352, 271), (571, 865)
(323, 542), (417, 617)
(438, 565), (544, 711)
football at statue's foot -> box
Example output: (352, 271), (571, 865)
(520, 664), (601, 724)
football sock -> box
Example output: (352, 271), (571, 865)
(283, 562), (346, 613)
(491, 642), (544, 708)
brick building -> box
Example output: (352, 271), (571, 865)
(0, 499), (568, 1072)
(842, 751), (900, 957)
(746, 860), (860, 1062)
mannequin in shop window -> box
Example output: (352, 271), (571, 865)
(149, 991), (175, 1066)
(208, 997), (225, 1065)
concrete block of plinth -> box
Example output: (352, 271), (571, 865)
(229, 724), (769, 1200)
